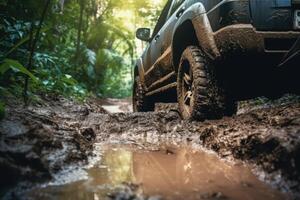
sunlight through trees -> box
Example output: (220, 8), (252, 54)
(0, 0), (166, 101)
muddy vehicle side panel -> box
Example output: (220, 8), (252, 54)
(206, 0), (251, 32)
(143, 1), (186, 89)
(204, 0), (297, 32)
(250, 0), (294, 31)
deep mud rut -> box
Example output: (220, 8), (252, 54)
(0, 95), (300, 199)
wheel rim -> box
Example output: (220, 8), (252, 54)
(181, 60), (194, 117)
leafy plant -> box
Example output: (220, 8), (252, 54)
(0, 59), (37, 82)
(0, 102), (5, 120)
(0, 0), (166, 100)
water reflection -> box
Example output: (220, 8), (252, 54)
(28, 145), (287, 200)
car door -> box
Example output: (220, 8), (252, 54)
(160, 0), (186, 54)
(145, 0), (186, 85)
(142, 0), (173, 87)
(146, 0), (173, 70)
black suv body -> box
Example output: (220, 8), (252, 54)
(133, 0), (300, 120)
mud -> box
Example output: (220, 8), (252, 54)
(0, 95), (300, 199)
(0, 96), (107, 195)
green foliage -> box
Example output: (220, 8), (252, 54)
(0, 0), (165, 100)
(0, 102), (5, 120)
(0, 59), (37, 82)
(96, 48), (132, 97)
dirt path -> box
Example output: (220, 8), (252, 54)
(99, 98), (132, 113)
(0, 96), (300, 199)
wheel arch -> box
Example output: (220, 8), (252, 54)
(172, 20), (199, 72)
(172, 3), (221, 72)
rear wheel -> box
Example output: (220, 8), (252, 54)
(133, 76), (154, 112)
(177, 46), (237, 120)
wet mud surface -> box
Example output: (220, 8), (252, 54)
(27, 145), (287, 200)
(0, 95), (300, 199)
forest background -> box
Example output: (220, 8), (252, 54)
(0, 0), (166, 115)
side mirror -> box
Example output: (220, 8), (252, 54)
(136, 28), (151, 42)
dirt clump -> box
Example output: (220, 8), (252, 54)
(0, 96), (106, 190)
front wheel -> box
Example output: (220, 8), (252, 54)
(177, 46), (237, 120)
(133, 76), (155, 112)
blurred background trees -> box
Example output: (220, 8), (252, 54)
(0, 0), (166, 102)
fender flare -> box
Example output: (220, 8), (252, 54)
(171, 3), (220, 69)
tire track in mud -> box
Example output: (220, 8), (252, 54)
(0, 96), (299, 198)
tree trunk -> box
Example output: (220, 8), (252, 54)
(24, 0), (51, 104)
(59, 0), (65, 13)
(83, 10), (89, 41)
(76, 0), (85, 59)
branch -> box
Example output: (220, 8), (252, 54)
(24, 0), (51, 104)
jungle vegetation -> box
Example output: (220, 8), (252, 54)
(0, 0), (166, 113)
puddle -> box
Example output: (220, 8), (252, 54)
(27, 145), (288, 200)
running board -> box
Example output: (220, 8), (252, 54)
(146, 82), (177, 96)
(147, 72), (176, 92)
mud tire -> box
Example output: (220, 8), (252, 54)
(133, 76), (154, 112)
(177, 46), (237, 120)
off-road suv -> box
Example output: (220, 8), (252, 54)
(133, 0), (300, 120)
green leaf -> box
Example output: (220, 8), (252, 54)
(4, 26), (49, 57)
(0, 62), (10, 74)
(0, 59), (38, 82)
(85, 49), (96, 65)
(4, 36), (30, 57)
(61, 74), (77, 85)
(0, 102), (5, 120)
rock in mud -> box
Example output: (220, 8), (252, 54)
(107, 183), (162, 200)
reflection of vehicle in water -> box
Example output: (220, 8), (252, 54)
(131, 147), (285, 200)
(133, 0), (300, 120)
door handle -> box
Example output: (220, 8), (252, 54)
(176, 7), (185, 18)
(154, 34), (160, 41)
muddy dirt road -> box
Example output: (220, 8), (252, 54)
(0, 95), (300, 199)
